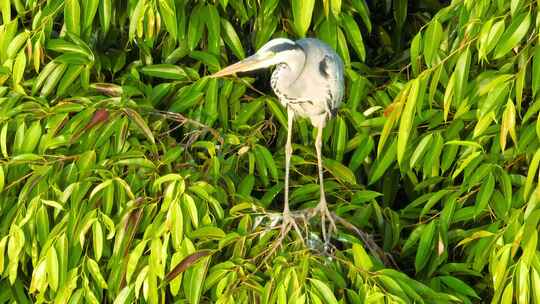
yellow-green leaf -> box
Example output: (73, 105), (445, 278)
(397, 78), (420, 165)
(292, 0), (315, 37)
(65, 0), (81, 36)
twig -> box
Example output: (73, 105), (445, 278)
(145, 109), (224, 145)
(331, 213), (398, 269)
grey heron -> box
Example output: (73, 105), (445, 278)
(212, 38), (344, 243)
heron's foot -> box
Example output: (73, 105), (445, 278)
(279, 210), (305, 245)
(312, 199), (336, 245)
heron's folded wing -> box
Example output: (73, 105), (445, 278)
(319, 54), (345, 115)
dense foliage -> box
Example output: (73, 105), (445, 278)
(1, 0), (540, 303)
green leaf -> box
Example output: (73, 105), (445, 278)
(7, 31), (29, 59)
(494, 12), (530, 59)
(325, 158), (356, 185)
(12, 50), (25, 86)
(86, 257), (108, 289)
(183, 255), (211, 304)
(140, 64), (188, 80)
(292, 0), (315, 37)
(397, 78), (420, 165)
(46, 246), (59, 291)
(82, 0), (99, 34)
(415, 220), (436, 273)
(187, 4), (204, 50)
(126, 240), (147, 284)
(351, 0), (371, 32)
(351, 190), (382, 204)
(475, 173), (495, 215)
(56, 64), (83, 96)
(340, 14), (366, 61)
(64, 0), (81, 36)
(310, 278), (339, 304)
(370, 139), (397, 185)
(128, 0), (146, 41)
(123, 107), (156, 145)
(0, 165), (4, 193)
(99, 0), (111, 36)
(221, 18), (245, 59)
(453, 47), (470, 105)
(158, 0), (177, 41)
(524, 148), (540, 200)
(423, 19), (443, 65)
(440, 276), (480, 299)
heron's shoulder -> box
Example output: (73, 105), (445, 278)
(296, 39), (343, 65)
(296, 38), (336, 52)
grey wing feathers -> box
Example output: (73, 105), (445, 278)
(296, 38), (344, 116)
(320, 54), (344, 116)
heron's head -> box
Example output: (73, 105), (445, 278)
(211, 38), (303, 77)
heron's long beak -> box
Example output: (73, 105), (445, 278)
(211, 54), (272, 78)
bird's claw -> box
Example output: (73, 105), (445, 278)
(276, 210), (305, 246)
(312, 199), (336, 245)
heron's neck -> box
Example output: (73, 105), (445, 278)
(270, 51), (305, 100)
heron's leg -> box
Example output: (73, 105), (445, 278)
(314, 115), (336, 244)
(284, 107), (294, 215)
(280, 108), (303, 241)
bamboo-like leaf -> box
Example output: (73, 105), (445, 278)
(292, 0), (315, 37)
(325, 158), (356, 184)
(333, 115), (347, 162)
(475, 173), (495, 215)
(473, 112), (494, 139)
(397, 78), (420, 165)
(370, 139), (397, 185)
(410, 32), (422, 76)
(524, 149), (540, 200)
(158, 0), (177, 41)
(516, 53), (527, 111)
(0, 165), (3, 193)
(351, 0), (371, 32)
(92, 221), (103, 261)
(221, 18), (245, 59)
(378, 86), (408, 155)
(533, 43), (540, 98)
(415, 220), (436, 273)
(182, 194), (199, 228)
(494, 12), (530, 59)
(440, 276), (480, 299)
(7, 31), (29, 59)
(187, 4), (204, 50)
(410, 134), (432, 169)
(123, 107), (156, 145)
(64, 0), (81, 36)
(46, 246), (59, 291)
(40, 63), (67, 97)
(532, 268), (540, 304)
(205, 4), (221, 55)
(423, 20), (443, 66)
(140, 64), (188, 80)
(340, 14), (366, 61)
(453, 47), (470, 105)
(183, 255), (211, 304)
(56, 64), (83, 96)
(99, 0), (111, 36)
(501, 99), (517, 151)
(82, 0), (99, 34)
(86, 257), (108, 289)
(0, 0), (10, 24)
(12, 50), (25, 86)
(310, 279), (339, 304)
(443, 73), (455, 122)
(129, 0), (146, 41)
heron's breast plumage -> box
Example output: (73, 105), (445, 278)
(271, 39), (344, 123)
